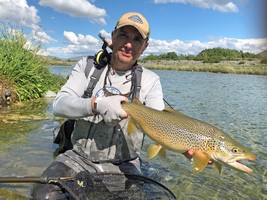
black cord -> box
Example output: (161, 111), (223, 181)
(164, 98), (174, 109)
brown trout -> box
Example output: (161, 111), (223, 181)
(122, 99), (256, 174)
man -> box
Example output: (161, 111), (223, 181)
(32, 12), (165, 199)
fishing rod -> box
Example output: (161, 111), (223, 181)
(0, 176), (79, 200)
(0, 175), (74, 183)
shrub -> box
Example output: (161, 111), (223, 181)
(0, 23), (66, 101)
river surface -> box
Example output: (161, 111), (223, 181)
(0, 65), (266, 199)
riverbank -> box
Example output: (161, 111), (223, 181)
(140, 59), (267, 75)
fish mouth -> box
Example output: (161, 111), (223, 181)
(226, 153), (256, 174)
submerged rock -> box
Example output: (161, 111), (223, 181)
(45, 90), (57, 97)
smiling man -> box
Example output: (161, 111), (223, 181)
(32, 12), (165, 199)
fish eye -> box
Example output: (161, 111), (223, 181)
(232, 148), (239, 153)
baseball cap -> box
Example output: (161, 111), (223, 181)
(115, 12), (150, 39)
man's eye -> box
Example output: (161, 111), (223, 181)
(119, 33), (128, 39)
(133, 37), (142, 43)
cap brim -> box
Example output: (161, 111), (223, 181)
(116, 23), (147, 39)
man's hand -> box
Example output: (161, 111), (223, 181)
(92, 95), (128, 125)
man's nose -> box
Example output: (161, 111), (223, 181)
(124, 41), (133, 49)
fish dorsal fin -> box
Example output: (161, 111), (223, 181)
(132, 98), (142, 104)
(214, 161), (223, 174)
(191, 150), (210, 174)
(127, 117), (138, 136)
(147, 144), (165, 159)
(163, 107), (176, 113)
(163, 108), (185, 117)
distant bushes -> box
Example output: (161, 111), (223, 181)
(143, 52), (193, 61)
(195, 48), (258, 63)
(0, 24), (66, 101)
(142, 47), (261, 63)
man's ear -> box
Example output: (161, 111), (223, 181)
(142, 41), (149, 54)
(111, 30), (115, 42)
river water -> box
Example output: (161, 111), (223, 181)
(0, 65), (266, 199)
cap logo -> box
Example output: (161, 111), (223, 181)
(128, 15), (143, 24)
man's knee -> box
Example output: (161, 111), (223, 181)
(31, 183), (69, 200)
(31, 161), (76, 199)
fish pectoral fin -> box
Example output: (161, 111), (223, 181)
(159, 147), (167, 158)
(127, 117), (138, 136)
(147, 144), (163, 159)
(214, 161), (223, 174)
(191, 150), (210, 174)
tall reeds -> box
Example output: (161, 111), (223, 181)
(0, 24), (65, 101)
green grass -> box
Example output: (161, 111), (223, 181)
(0, 23), (66, 101)
(140, 60), (267, 75)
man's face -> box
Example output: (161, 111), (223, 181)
(111, 26), (148, 69)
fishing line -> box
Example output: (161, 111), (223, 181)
(164, 98), (174, 109)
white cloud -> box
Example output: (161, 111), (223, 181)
(46, 31), (103, 58)
(39, 0), (107, 25)
(45, 29), (267, 58)
(0, 0), (40, 29)
(0, 0), (56, 44)
(144, 37), (267, 56)
(63, 31), (99, 45)
(153, 0), (239, 12)
(31, 29), (57, 44)
(46, 44), (100, 58)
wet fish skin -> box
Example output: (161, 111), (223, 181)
(122, 99), (256, 174)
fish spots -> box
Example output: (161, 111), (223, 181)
(207, 139), (219, 151)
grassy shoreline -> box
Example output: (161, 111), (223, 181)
(140, 60), (267, 75)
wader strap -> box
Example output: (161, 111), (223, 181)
(84, 57), (94, 78)
(133, 64), (143, 99)
(83, 57), (106, 98)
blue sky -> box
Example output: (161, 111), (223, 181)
(1, 0), (266, 58)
